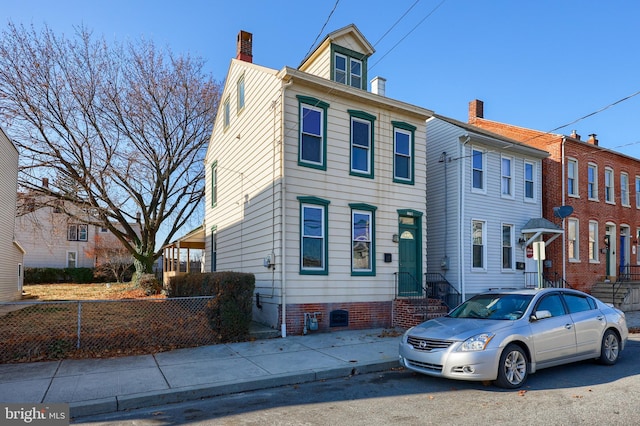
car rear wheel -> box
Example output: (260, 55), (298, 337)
(599, 329), (620, 365)
(494, 344), (528, 389)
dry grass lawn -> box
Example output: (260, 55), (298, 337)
(23, 282), (162, 300)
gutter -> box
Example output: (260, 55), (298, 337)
(280, 76), (293, 337)
(561, 136), (566, 285)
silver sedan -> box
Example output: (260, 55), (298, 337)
(398, 288), (628, 388)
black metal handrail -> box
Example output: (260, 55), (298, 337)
(523, 272), (572, 289)
(424, 272), (461, 310)
(394, 272), (426, 299)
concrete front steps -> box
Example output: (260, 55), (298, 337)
(591, 281), (640, 311)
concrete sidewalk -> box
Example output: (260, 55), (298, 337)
(0, 328), (402, 419)
(1, 311), (639, 420)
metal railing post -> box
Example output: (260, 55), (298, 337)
(77, 301), (82, 349)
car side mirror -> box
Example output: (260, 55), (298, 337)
(530, 310), (552, 321)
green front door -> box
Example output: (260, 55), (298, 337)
(398, 213), (422, 296)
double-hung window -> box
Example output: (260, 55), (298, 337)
(472, 220), (486, 269)
(524, 161), (535, 201)
(472, 148), (485, 192)
(621, 172), (630, 206)
(636, 176), (640, 209)
(348, 110), (375, 178)
(350, 203), (376, 275)
(392, 121), (415, 184)
(210, 226), (217, 272)
(299, 196), (330, 274)
(501, 156), (513, 197)
(588, 163), (598, 200)
(567, 158), (578, 197)
(333, 46), (365, 89)
(568, 218), (579, 261)
(589, 221), (598, 262)
(297, 95), (329, 170)
(67, 251), (77, 268)
(502, 224), (514, 270)
(605, 167), (614, 203)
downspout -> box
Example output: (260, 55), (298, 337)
(459, 135), (471, 300)
(280, 76), (293, 338)
(561, 137), (566, 286)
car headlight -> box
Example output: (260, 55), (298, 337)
(460, 333), (495, 351)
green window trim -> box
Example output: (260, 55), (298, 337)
(331, 44), (368, 90)
(210, 161), (218, 208)
(350, 203), (377, 276)
(297, 95), (329, 171)
(210, 225), (217, 272)
(298, 196), (330, 275)
(392, 121), (416, 185)
(348, 110), (376, 179)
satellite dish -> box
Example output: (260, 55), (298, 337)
(553, 206), (574, 219)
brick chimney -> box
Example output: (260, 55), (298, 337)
(570, 130), (581, 140)
(236, 30), (253, 63)
(468, 99), (484, 122)
(42, 177), (49, 188)
(587, 133), (598, 145)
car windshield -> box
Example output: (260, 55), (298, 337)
(449, 294), (534, 320)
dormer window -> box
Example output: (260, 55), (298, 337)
(332, 45), (366, 90)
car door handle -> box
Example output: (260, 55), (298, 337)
(565, 324), (573, 330)
(597, 315), (604, 321)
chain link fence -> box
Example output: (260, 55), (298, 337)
(0, 297), (218, 363)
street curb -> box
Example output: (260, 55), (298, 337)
(70, 360), (399, 418)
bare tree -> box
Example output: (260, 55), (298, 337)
(0, 22), (221, 279)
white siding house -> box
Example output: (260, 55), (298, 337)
(0, 127), (24, 301)
(426, 115), (558, 299)
(204, 25), (433, 335)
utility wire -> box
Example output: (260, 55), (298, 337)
(371, 0), (422, 47)
(304, 0), (340, 59)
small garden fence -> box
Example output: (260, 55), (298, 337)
(0, 296), (217, 364)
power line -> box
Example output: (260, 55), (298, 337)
(371, 0), (422, 47)
(304, 0), (340, 60)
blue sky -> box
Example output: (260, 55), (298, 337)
(5, 0), (640, 158)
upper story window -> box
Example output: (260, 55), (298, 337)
(501, 156), (513, 198)
(223, 96), (230, 129)
(68, 224), (88, 242)
(210, 226), (217, 272)
(621, 172), (630, 206)
(211, 161), (218, 208)
(472, 219), (486, 270)
(392, 121), (416, 185)
(332, 45), (366, 90)
(588, 163), (598, 200)
(605, 167), (614, 203)
(567, 158), (578, 197)
(350, 203), (377, 276)
(636, 176), (640, 209)
(472, 148), (485, 193)
(297, 95), (329, 170)
(237, 74), (245, 112)
(348, 110), (376, 178)
(524, 161), (535, 201)
(298, 196), (330, 275)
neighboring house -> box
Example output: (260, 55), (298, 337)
(204, 25), (433, 335)
(15, 184), (134, 271)
(425, 115), (554, 300)
(0, 126), (25, 301)
(469, 99), (640, 294)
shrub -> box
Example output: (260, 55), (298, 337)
(137, 273), (162, 295)
(167, 271), (255, 342)
(24, 267), (95, 284)
(64, 267), (94, 284)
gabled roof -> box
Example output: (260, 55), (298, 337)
(430, 114), (550, 159)
(298, 23), (375, 70)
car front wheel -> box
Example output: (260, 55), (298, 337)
(494, 343), (528, 389)
(599, 329), (620, 365)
